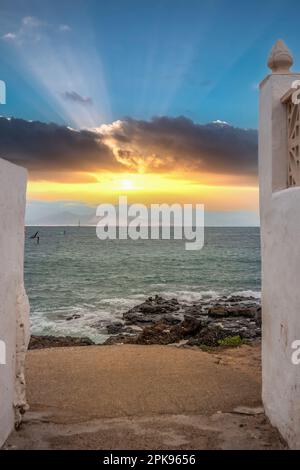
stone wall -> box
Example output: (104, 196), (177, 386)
(0, 157), (30, 447)
(259, 42), (300, 449)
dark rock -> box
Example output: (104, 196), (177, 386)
(66, 314), (81, 321)
(178, 316), (206, 336)
(104, 334), (134, 345)
(255, 307), (262, 326)
(134, 323), (177, 345)
(187, 324), (229, 347)
(106, 322), (124, 335)
(184, 305), (206, 317)
(104, 293), (262, 348)
(208, 304), (259, 319)
(106, 317), (206, 346)
(123, 295), (181, 325)
(161, 314), (183, 325)
(29, 335), (95, 350)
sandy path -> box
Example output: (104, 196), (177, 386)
(25, 343), (262, 420)
(4, 343), (285, 449)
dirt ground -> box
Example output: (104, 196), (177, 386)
(4, 343), (286, 450)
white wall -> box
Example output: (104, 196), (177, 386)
(0, 158), (30, 447)
(260, 74), (300, 449)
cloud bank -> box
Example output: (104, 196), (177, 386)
(97, 117), (258, 178)
(0, 117), (118, 179)
(0, 116), (258, 182)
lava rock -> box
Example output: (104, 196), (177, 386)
(186, 324), (229, 347)
(106, 322), (124, 335)
(123, 295), (181, 325)
(29, 335), (95, 350)
(105, 293), (262, 348)
(66, 314), (81, 321)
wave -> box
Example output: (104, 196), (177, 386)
(30, 288), (261, 344)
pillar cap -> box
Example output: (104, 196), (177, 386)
(268, 39), (293, 73)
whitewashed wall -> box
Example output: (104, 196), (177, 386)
(260, 72), (300, 449)
(0, 158), (30, 447)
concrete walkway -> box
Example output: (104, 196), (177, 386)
(4, 343), (286, 450)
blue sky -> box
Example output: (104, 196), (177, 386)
(1, 0), (299, 225)
(1, 0), (299, 129)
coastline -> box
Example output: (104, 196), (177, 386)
(29, 293), (261, 350)
(11, 295), (279, 449)
(25, 227), (261, 345)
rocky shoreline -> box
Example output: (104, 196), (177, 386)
(29, 294), (261, 350)
(29, 335), (95, 349)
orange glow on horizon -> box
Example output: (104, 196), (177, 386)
(27, 171), (258, 211)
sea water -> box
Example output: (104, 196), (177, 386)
(25, 227), (261, 343)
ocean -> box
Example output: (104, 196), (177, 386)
(25, 227), (261, 343)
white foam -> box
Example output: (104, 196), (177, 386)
(231, 290), (261, 299)
(30, 288), (261, 344)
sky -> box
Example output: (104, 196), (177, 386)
(0, 0), (299, 225)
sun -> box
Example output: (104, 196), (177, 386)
(120, 179), (135, 190)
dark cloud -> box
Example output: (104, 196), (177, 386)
(62, 91), (93, 106)
(104, 116), (258, 178)
(0, 116), (258, 182)
(0, 117), (119, 178)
